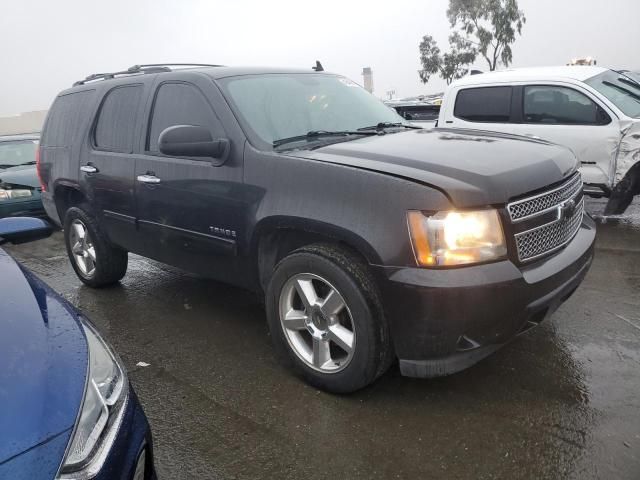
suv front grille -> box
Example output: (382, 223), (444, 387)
(508, 173), (584, 262)
(507, 172), (582, 222)
(514, 197), (584, 262)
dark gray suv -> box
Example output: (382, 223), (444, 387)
(38, 64), (595, 393)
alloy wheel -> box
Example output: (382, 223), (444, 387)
(278, 273), (356, 373)
(69, 219), (96, 277)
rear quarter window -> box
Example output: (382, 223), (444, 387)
(454, 86), (513, 122)
(42, 90), (95, 147)
(94, 84), (143, 153)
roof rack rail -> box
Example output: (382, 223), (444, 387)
(73, 63), (225, 87)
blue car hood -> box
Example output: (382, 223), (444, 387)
(0, 165), (40, 189)
(0, 249), (87, 469)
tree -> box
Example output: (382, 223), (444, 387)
(418, 34), (476, 85)
(447, 0), (526, 71)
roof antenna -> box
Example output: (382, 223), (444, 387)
(312, 61), (324, 72)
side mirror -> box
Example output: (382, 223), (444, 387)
(0, 217), (52, 245)
(158, 125), (230, 164)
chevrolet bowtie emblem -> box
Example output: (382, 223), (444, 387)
(558, 199), (576, 221)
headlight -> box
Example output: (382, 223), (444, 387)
(57, 322), (127, 478)
(0, 188), (33, 201)
(407, 209), (507, 267)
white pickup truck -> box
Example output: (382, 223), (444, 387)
(438, 66), (640, 214)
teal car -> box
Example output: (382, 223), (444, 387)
(0, 134), (44, 218)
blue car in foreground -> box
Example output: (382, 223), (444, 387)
(0, 218), (155, 479)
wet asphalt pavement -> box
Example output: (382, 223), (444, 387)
(5, 198), (640, 480)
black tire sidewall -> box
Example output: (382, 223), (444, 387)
(63, 205), (126, 287)
(266, 248), (382, 393)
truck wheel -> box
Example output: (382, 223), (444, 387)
(63, 205), (128, 287)
(266, 243), (393, 393)
(604, 162), (640, 215)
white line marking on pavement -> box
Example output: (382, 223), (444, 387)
(615, 314), (640, 332)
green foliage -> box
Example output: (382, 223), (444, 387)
(418, 0), (525, 84)
(418, 34), (476, 85)
(447, 0), (526, 71)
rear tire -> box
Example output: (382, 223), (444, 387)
(63, 205), (128, 287)
(604, 162), (640, 215)
(266, 243), (393, 393)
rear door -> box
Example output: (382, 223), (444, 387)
(81, 80), (151, 251)
(442, 85), (515, 133)
(133, 75), (246, 280)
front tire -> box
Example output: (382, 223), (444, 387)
(604, 162), (640, 215)
(266, 244), (393, 393)
(63, 205), (128, 287)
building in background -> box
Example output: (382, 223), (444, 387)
(362, 67), (374, 93)
(0, 110), (48, 135)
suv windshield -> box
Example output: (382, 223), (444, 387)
(585, 70), (640, 118)
(0, 139), (38, 169)
(220, 74), (406, 148)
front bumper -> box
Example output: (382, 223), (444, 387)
(374, 214), (596, 378)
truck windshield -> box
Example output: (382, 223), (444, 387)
(220, 74), (406, 149)
(585, 70), (640, 118)
(0, 140), (38, 169)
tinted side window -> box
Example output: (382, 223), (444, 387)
(147, 83), (222, 152)
(454, 87), (512, 122)
(397, 106), (440, 121)
(523, 85), (608, 125)
(94, 85), (143, 153)
(42, 90), (95, 147)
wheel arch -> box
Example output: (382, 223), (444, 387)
(252, 216), (383, 292)
(53, 182), (89, 221)
(606, 159), (640, 215)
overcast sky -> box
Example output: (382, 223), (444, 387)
(1, 0), (638, 116)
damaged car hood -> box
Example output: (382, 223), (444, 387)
(0, 165), (40, 189)
(288, 128), (578, 207)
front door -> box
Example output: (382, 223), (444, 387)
(133, 79), (246, 282)
(508, 84), (622, 188)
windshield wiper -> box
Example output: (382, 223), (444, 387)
(603, 81), (640, 102)
(0, 161), (36, 169)
(358, 122), (422, 131)
(273, 130), (378, 148)
(619, 76), (640, 90)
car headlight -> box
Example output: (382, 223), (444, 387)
(57, 321), (127, 478)
(0, 188), (33, 201)
(407, 209), (507, 267)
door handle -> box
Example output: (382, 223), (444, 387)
(137, 174), (161, 184)
(80, 165), (98, 173)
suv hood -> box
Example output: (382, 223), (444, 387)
(289, 128), (578, 207)
(0, 165), (40, 189)
(0, 249), (86, 467)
